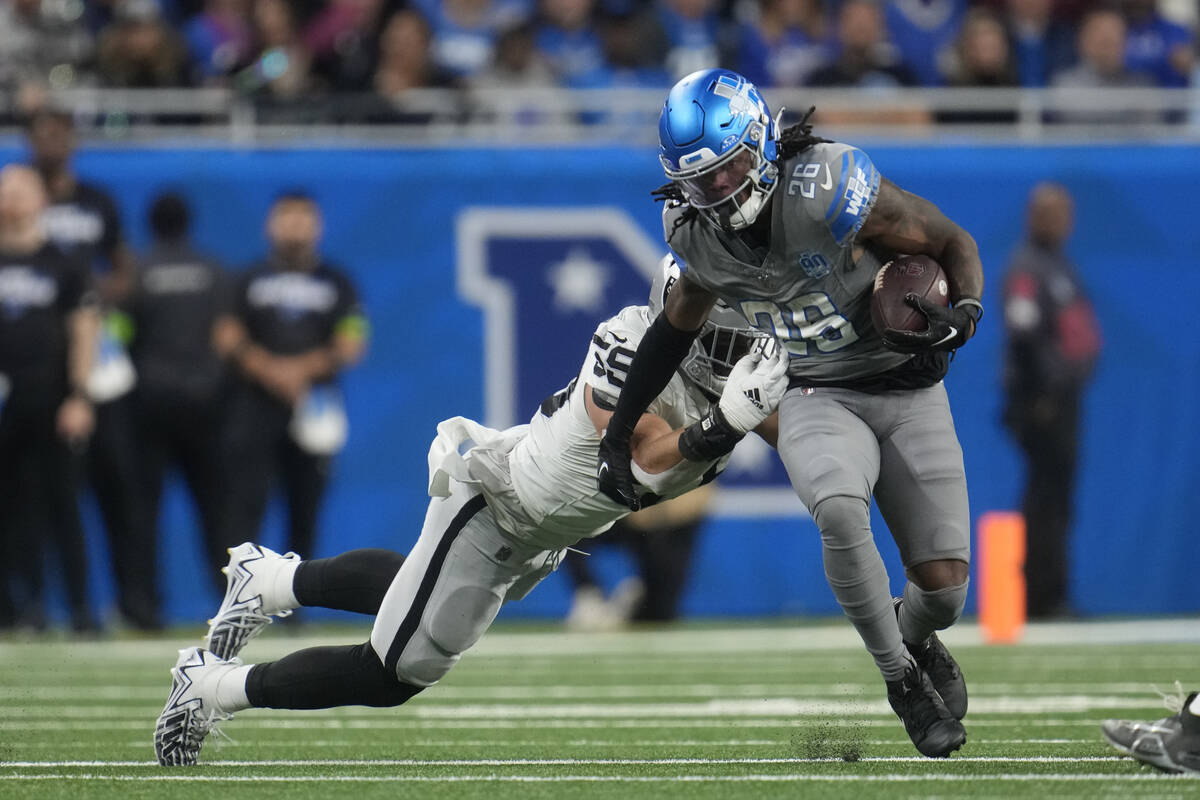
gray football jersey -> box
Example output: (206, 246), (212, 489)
(664, 141), (910, 382)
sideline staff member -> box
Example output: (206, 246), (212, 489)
(129, 192), (231, 602)
(214, 192), (368, 561)
(0, 165), (99, 631)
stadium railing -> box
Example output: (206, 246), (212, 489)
(1, 86), (1198, 144)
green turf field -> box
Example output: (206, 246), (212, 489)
(1, 620), (1198, 798)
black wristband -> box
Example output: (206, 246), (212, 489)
(606, 312), (701, 442)
(678, 405), (745, 462)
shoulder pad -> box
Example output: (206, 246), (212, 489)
(783, 142), (881, 246)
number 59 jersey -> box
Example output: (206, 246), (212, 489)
(664, 141), (910, 383)
(502, 305), (722, 550)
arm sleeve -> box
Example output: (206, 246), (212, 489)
(603, 312), (699, 442)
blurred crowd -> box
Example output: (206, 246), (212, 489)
(0, 0), (1196, 124)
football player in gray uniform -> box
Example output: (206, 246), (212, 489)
(153, 256), (787, 766)
(596, 69), (984, 758)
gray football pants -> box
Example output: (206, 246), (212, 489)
(370, 479), (561, 687)
(777, 382), (970, 679)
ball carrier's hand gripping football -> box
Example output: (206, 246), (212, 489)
(882, 296), (983, 353)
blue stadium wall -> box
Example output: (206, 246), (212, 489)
(5, 141), (1198, 622)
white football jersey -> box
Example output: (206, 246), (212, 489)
(497, 305), (726, 550)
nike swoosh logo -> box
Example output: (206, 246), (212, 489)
(598, 463), (609, 479)
(933, 325), (958, 347)
(610, 333), (628, 343)
(820, 164), (833, 191)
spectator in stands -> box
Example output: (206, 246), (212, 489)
(1002, 183), (1101, 620)
(735, 0), (829, 88)
(0, 0), (96, 92)
(651, 0), (728, 80)
(26, 108), (152, 632)
(304, 0), (388, 91)
(571, 12), (670, 89)
(214, 192), (369, 571)
(184, 0), (253, 84)
(1051, 9), (1155, 124)
(471, 23), (556, 89)
(937, 8), (1018, 124)
(128, 192), (230, 604)
(354, 8), (458, 123)
(535, 0), (604, 84)
(1120, 0), (1193, 87)
(884, 0), (967, 85)
(97, 0), (190, 88)
(0, 164), (99, 633)
(241, 0), (317, 119)
(415, 0), (530, 80)
(1000, 0), (1076, 87)
(810, 0), (918, 88)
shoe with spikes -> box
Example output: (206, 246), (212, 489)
(886, 662), (967, 758)
(894, 597), (968, 720)
(154, 647), (237, 766)
(205, 542), (300, 661)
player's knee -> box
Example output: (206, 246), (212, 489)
(352, 642), (424, 707)
(395, 585), (503, 687)
(812, 495), (871, 548)
(905, 577), (969, 630)
(908, 558), (969, 590)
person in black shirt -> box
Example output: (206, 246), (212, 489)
(0, 165), (100, 632)
(26, 108), (149, 631)
(126, 193), (231, 618)
(1002, 183), (1102, 619)
(214, 192), (368, 565)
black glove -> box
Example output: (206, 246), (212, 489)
(597, 432), (641, 511)
(881, 295), (983, 354)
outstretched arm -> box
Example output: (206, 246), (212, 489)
(596, 274), (717, 509)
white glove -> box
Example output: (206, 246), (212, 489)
(716, 347), (789, 434)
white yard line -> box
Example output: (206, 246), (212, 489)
(0, 717), (1134, 731)
(0, 696), (1171, 719)
(0, 619), (1195, 664)
(0, 756), (1130, 767)
(0, 773), (1186, 784)
(0, 681), (1180, 701)
(0, 738), (1090, 748)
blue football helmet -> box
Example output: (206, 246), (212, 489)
(658, 69), (780, 232)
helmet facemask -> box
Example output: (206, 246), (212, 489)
(662, 116), (780, 233)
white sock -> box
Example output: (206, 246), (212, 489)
(1189, 693), (1200, 717)
(212, 664), (254, 714)
(263, 557), (301, 616)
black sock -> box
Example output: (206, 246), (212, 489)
(245, 642), (422, 709)
(292, 549), (406, 614)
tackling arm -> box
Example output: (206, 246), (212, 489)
(595, 274), (717, 509)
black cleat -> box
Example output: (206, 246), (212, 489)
(886, 663), (967, 758)
(1105, 691), (1200, 775)
(895, 598), (968, 720)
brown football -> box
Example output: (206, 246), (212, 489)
(870, 255), (950, 333)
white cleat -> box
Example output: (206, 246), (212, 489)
(154, 647), (236, 766)
(205, 542), (300, 661)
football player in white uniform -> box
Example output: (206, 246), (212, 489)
(154, 256), (787, 766)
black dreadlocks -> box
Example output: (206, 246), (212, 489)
(654, 106), (829, 244)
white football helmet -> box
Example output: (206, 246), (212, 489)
(648, 255), (776, 400)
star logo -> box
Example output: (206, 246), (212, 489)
(546, 248), (611, 314)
